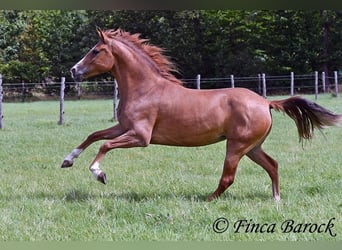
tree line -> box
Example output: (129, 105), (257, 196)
(0, 10), (341, 89)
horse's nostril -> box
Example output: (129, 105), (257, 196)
(70, 67), (76, 77)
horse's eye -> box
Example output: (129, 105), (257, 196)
(92, 49), (100, 56)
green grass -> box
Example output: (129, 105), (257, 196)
(0, 95), (341, 241)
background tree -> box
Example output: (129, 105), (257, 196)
(0, 10), (28, 82)
(0, 10), (341, 88)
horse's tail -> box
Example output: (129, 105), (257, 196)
(269, 96), (342, 142)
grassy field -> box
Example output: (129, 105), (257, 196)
(0, 94), (341, 241)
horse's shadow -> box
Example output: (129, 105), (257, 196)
(0, 188), (271, 203)
(62, 189), (208, 203)
(61, 189), (270, 203)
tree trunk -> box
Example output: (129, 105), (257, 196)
(322, 10), (330, 91)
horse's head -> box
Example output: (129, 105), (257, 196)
(71, 28), (115, 82)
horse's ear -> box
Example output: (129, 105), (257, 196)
(96, 27), (107, 44)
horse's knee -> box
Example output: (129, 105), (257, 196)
(100, 141), (112, 153)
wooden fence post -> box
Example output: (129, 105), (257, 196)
(230, 74), (235, 88)
(0, 73), (3, 129)
(258, 74), (261, 95)
(196, 74), (201, 89)
(77, 82), (81, 100)
(21, 81), (26, 102)
(290, 72), (294, 96)
(334, 71), (339, 97)
(262, 73), (266, 98)
(322, 72), (326, 93)
(315, 71), (318, 100)
(59, 77), (65, 125)
(113, 79), (118, 121)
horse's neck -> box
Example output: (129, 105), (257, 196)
(110, 40), (166, 102)
(111, 64), (161, 102)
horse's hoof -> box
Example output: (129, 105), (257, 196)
(61, 160), (73, 168)
(207, 194), (217, 202)
(97, 172), (107, 184)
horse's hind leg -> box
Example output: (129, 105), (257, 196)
(207, 140), (250, 202)
(246, 145), (280, 201)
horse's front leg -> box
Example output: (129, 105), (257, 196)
(88, 129), (150, 184)
(61, 124), (124, 168)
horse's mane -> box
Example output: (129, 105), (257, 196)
(104, 29), (183, 85)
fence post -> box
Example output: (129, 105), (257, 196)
(258, 74), (261, 95)
(77, 82), (81, 100)
(262, 73), (266, 98)
(0, 74), (3, 129)
(113, 79), (118, 121)
(196, 74), (201, 89)
(314, 71), (318, 100)
(322, 72), (326, 93)
(59, 77), (65, 125)
(230, 74), (235, 88)
(290, 72), (294, 96)
(334, 71), (339, 97)
(21, 81), (26, 103)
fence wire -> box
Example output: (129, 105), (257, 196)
(0, 72), (340, 102)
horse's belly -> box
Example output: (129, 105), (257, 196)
(150, 121), (226, 147)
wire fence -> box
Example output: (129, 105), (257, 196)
(0, 80), (116, 102)
(0, 71), (340, 103)
(184, 72), (340, 97)
(0, 71), (341, 127)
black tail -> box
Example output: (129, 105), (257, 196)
(270, 96), (342, 142)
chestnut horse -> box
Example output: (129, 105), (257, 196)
(62, 28), (342, 201)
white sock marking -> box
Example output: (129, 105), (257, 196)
(64, 148), (83, 163)
(90, 161), (102, 178)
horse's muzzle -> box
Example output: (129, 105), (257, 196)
(70, 67), (84, 82)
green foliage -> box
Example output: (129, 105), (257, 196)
(0, 10), (87, 82)
(0, 10), (341, 83)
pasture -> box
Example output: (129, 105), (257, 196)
(0, 94), (341, 241)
